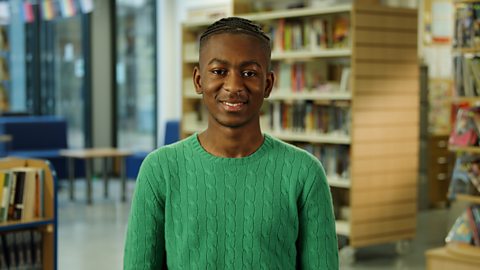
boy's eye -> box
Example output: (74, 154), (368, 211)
(242, 71), (256, 77)
(212, 69), (226, 76)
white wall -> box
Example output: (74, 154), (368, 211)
(157, 0), (181, 145)
(92, 0), (112, 148)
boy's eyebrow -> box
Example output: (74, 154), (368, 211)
(207, 58), (262, 69)
(207, 58), (229, 66)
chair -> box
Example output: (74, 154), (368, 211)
(126, 120), (180, 179)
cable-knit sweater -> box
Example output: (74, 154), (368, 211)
(124, 133), (338, 269)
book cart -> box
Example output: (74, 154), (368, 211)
(0, 158), (57, 269)
(181, 2), (419, 263)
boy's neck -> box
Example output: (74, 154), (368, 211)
(198, 123), (264, 158)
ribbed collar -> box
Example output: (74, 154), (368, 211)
(189, 133), (273, 165)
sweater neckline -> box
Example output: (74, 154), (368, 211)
(190, 133), (272, 165)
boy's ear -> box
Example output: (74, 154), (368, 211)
(193, 66), (202, 94)
(264, 70), (275, 98)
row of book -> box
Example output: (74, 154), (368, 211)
(448, 154), (480, 200)
(295, 143), (350, 179)
(262, 15), (350, 52)
(453, 55), (480, 97)
(453, 2), (480, 49)
(446, 205), (480, 247)
(263, 101), (350, 135)
(0, 229), (43, 270)
(272, 61), (350, 93)
(0, 167), (45, 223)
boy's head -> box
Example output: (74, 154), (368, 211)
(193, 17), (275, 129)
(199, 17), (271, 64)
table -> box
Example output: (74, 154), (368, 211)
(60, 148), (133, 204)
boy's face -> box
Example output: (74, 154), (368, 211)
(193, 33), (274, 129)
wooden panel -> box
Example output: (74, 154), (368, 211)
(356, 29), (417, 46)
(353, 94), (419, 110)
(353, 110), (419, 126)
(355, 47), (417, 62)
(352, 156), (417, 175)
(355, 13), (417, 31)
(355, 63), (419, 77)
(426, 247), (480, 270)
(352, 171), (417, 190)
(355, 78), (418, 93)
(351, 230), (415, 248)
(355, 4), (419, 16)
(351, 186), (417, 206)
(353, 125), (418, 142)
(351, 202), (416, 222)
(352, 141), (418, 158)
(43, 225), (55, 270)
(350, 216), (416, 238)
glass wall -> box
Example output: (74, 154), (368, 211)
(53, 16), (88, 148)
(115, 0), (156, 151)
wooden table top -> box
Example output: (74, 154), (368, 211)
(59, 148), (133, 158)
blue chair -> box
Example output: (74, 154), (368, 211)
(126, 120), (180, 179)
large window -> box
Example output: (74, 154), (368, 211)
(115, 0), (157, 151)
(53, 16), (89, 148)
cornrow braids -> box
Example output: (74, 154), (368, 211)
(199, 17), (271, 52)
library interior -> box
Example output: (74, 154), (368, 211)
(0, 0), (478, 269)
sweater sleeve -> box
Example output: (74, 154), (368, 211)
(296, 161), (339, 270)
(124, 154), (166, 270)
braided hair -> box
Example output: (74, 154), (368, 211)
(199, 17), (271, 53)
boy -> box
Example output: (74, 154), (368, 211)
(124, 17), (338, 269)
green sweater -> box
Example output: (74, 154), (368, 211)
(124, 134), (338, 269)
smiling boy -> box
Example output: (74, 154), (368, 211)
(124, 17), (338, 269)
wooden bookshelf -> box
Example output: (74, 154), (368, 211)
(425, 1), (480, 267)
(181, 3), (418, 254)
(0, 158), (57, 270)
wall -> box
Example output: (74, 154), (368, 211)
(92, 0), (113, 148)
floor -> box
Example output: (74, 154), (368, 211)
(57, 179), (451, 270)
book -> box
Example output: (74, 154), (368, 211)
(21, 169), (39, 220)
(11, 170), (26, 220)
(32, 231), (42, 270)
(0, 171), (11, 221)
(449, 108), (478, 146)
(445, 211), (473, 244)
(466, 206), (480, 246)
(7, 172), (17, 221)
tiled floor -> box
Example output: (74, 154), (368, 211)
(57, 179), (451, 270)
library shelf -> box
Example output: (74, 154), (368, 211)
(0, 157), (58, 270)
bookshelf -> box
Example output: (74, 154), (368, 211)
(0, 158), (57, 270)
(181, 2), (418, 260)
(426, 1), (480, 268)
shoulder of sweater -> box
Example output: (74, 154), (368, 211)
(265, 134), (322, 168)
(143, 135), (194, 164)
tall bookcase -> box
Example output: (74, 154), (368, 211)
(425, 1), (480, 268)
(181, 2), (419, 260)
(0, 158), (57, 269)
